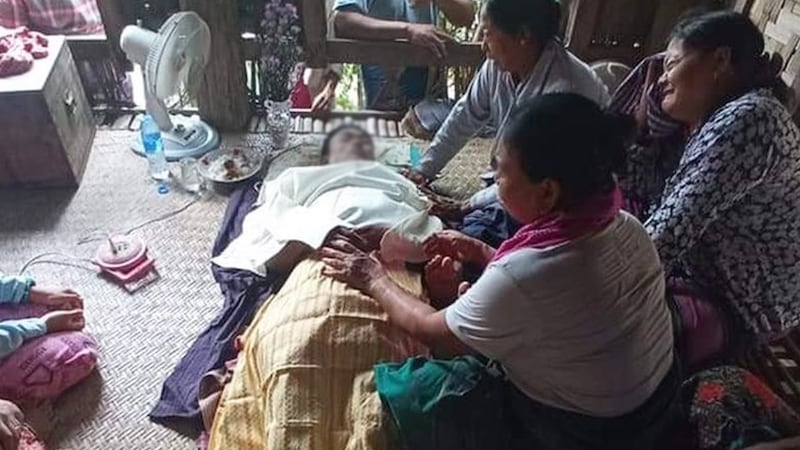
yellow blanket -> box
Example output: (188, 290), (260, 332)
(209, 258), (428, 450)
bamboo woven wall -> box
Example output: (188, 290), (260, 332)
(747, 0), (800, 108)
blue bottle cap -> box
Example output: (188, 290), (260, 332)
(157, 183), (169, 195)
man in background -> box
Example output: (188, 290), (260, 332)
(290, 0), (343, 117)
(333, 0), (474, 111)
(291, 64), (342, 117)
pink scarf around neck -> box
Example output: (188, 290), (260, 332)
(491, 187), (622, 263)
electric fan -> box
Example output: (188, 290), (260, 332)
(120, 12), (220, 160)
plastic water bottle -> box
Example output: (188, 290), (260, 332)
(141, 115), (169, 181)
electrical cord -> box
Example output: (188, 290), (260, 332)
(77, 197), (200, 246)
(18, 197), (201, 275)
(18, 252), (96, 274)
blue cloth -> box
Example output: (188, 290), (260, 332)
(458, 201), (520, 249)
(0, 318), (46, 360)
(334, 0), (435, 109)
(0, 275), (44, 360)
(0, 275), (34, 305)
(150, 181), (287, 434)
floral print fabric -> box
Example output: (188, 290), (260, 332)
(685, 366), (800, 449)
(644, 89), (800, 336)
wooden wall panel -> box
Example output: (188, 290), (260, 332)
(94, 0), (130, 71)
(566, 0), (732, 65)
(566, 0), (661, 65)
(301, 0), (329, 67)
(181, 0), (250, 130)
(646, 0), (702, 54)
(746, 0), (800, 112)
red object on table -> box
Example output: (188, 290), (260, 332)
(0, 27), (48, 77)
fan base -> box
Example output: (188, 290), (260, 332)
(132, 114), (220, 161)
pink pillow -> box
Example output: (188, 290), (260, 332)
(0, 306), (98, 401)
(0, 331), (98, 401)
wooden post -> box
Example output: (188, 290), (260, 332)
(301, 0), (329, 67)
(645, 0), (699, 55)
(560, 0), (578, 45)
(733, 0), (756, 13)
(180, 0), (251, 131)
(95, 0), (131, 71)
(565, 0), (603, 61)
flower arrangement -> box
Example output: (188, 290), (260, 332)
(258, 0), (303, 102)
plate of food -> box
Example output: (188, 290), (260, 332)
(198, 147), (263, 184)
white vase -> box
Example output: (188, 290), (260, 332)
(265, 99), (292, 154)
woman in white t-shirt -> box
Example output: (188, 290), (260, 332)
(321, 93), (677, 449)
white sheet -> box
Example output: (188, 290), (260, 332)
(212, 161), (442, 275)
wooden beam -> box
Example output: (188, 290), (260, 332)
(301, 0), (328, 67)
(72, 34), (255, 63)
(324, 39), (484, 66)
(74, 35), (484, 67)
(94, 0), (130, 71)
(566, 0), (603, 61)
(73, 34), (258, 62)
(181, 0), (251, 131)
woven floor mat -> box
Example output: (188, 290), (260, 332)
(0, 131), (233, 449)
(429, 138), (493, 201)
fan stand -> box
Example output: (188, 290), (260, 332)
(132, 114), (220, 161)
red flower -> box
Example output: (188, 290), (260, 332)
(697, 381), (726, 403)
(744, 371), (777, 409)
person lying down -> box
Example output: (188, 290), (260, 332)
(207, 126), (444, 450)
(212, 124), (444, 275)
(205, 109), (800, 450)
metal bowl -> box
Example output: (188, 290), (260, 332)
(197, 147), (264, 194)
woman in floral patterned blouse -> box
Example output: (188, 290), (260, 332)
(645, 11), (800, 366)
